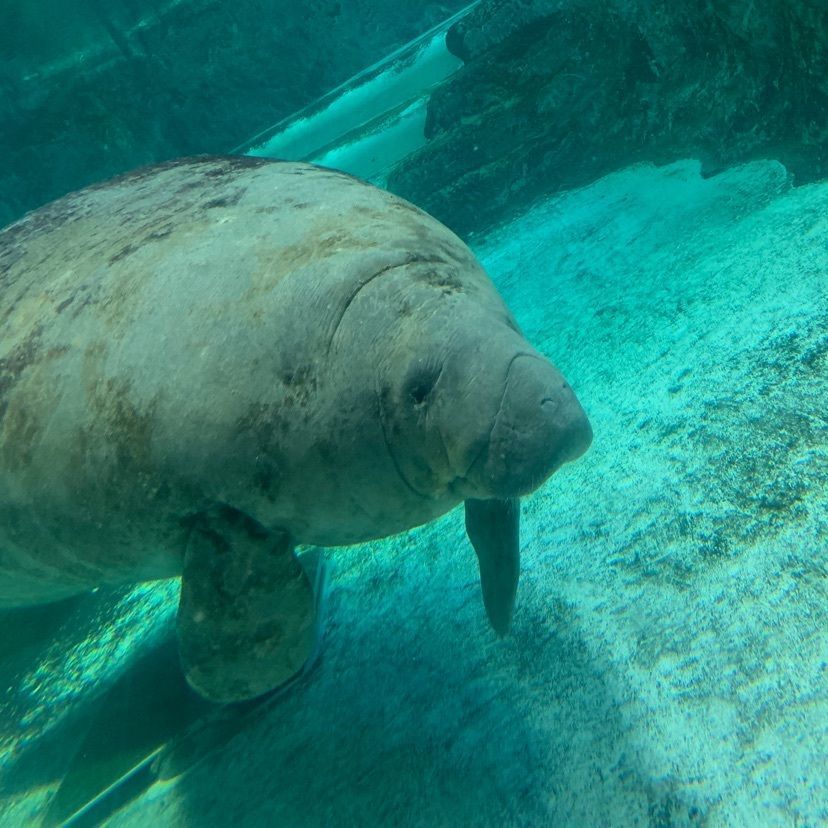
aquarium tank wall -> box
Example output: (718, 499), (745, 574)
(0, 0), (826, 826)
(0, 0), (471, 225)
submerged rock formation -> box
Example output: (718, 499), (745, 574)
(388, 0), (828, 235)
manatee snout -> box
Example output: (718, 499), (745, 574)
(471, 354), (592, 498)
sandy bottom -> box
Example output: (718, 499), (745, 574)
(1, 159), (825, 826)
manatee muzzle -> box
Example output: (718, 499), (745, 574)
(469, 354), (592, 498)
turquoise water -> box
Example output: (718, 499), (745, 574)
(1, 3), (826, 826)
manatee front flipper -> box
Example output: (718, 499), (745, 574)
(464, 497), (520, 636)
(178, 504), (316, 703)
(44, 549), (329, 828)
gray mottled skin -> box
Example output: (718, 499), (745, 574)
(0, 156), (591, 700)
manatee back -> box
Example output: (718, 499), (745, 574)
(1, 155), (476, 344)
(0, 157), (486, 481)
(1, 157), (489, 399)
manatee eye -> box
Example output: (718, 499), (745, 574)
(404, 362), (442, 407)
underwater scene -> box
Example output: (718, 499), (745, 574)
(0, 1), (826, 826)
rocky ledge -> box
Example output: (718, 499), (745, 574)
(388, 0), (828, 236)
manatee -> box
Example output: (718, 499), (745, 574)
(0, 156), (592, 702)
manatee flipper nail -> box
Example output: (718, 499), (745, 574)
(177, 505), (316, 703)
(464, 497), (520, 636)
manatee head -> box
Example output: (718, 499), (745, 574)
(375, 261), (592, 502)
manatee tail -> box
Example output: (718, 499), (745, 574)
(464, 497), (520, 636)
